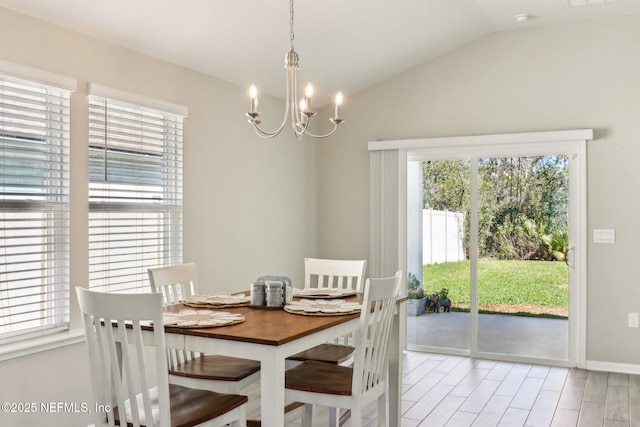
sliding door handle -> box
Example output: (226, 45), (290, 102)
(565, 246), (575, 269)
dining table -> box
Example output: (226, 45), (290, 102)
(158, 292), (406, 426)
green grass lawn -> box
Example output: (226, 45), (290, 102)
(422, 260), (569, 317)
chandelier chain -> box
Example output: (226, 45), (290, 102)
(289, 0), (295, 50)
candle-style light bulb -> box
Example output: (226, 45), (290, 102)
(334, 91), (343, 120)
(299, 98), (308, 124)
(249, 84), (258, 114)
(304, 83), (313, 112)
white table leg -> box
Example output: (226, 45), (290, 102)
(260, 347), (286, 426)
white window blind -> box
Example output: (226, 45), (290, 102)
(88, 89), (184, 293)
(0, 72), (72, 342)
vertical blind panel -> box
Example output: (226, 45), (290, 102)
(1, 74), (71, 341)
(88, 95), (183, 293)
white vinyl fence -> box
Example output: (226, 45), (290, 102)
(423, 209), (466, 265)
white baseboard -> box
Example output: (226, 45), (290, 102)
(585, 360), (640, 375)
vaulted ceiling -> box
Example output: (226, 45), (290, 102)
(1, 0), (639, 105)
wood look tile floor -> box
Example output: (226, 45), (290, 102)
(244, 350), (640, 426)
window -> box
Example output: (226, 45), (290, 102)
(0, 67), (73, 343)
(87, 85), (186, 293)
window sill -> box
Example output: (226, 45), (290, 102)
(0, 330), (85, 363)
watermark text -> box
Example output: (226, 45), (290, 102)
(1, 401), (111, 414)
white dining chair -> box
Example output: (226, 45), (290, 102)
(287, 258), (367, 366)
(76, 287), (248, 427)
(147, 263), (261, 394)
(285, 271), (402, 427)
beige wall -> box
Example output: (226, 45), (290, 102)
(317, 14), (640, 366)
(0, 7), (315, 426)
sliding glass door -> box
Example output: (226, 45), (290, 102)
(405, 140), (583, 366)
(475, 155), (570, 361)
(407, 159), (471, 354)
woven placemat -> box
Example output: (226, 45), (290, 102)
(293, 288), (357, 299)
(183, 301), (250, 308)
(284, 306), (359, 316)
(163, 309), (245, 328)
(284, 299), (362, 316)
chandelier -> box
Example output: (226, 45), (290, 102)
(246, 0), (344, 140)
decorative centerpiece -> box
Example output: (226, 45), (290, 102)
(427, 287), (451, 313)
(436, 287), (451, 312)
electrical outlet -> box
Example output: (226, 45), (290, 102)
(629, 313), (639, 328)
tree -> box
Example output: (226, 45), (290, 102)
(423, 160), (470, 212)
(423, 155), (569, 261)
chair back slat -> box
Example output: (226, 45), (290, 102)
(148, 263), (201, 368)
(304, 258), (367, 291)
(92, 314), (116, 426)
(77, 288), (170, 427)
(132, 322), (154, 426)
(352, 271), (401, 396)
(304, 258), (368, 347)
(116, 319), (142, 426)
(148, 262), (199, 305)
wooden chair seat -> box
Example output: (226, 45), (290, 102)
(170, 354), (260, 381)
(114, 384), (248, 427)
(286, 360), (353, 396)
(287, 343), (354, 365)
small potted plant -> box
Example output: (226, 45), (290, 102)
(407, 272), (427, 316)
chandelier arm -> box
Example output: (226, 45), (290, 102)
(290, 67), (311, 140)
(252, 115), (288, 137)
(252, 124), (283, 138)
(251, 65), (296, 139)
(252, 98), (290, 138)
(290, 66), (304, 133)
(304, 122), (340, 139)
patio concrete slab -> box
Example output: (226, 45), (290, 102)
(407, 311), (568, 360)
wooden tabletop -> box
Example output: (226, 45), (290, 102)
(162, 293), (364, 346)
